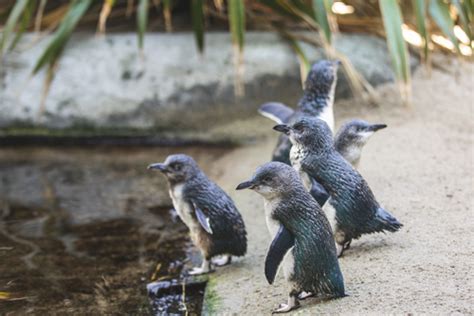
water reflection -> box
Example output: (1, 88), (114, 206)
(0, 146), (229, 314)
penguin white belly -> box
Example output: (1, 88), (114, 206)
(322, 198), (338, 234)
(317, 103), (334, 134)
(170, 184), (200, 232)
(317, 79), (336, 133)
(264, 199), (281, 237)
(264, 199), (295, 281)
(282, 249), (295, 281)
(342, 145), (361, 168)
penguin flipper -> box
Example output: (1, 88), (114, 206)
(192, 202), (213, 234)
(265, 224), (295, 285)
(310, 178), (330, 206)
(258, 102), (294, 124)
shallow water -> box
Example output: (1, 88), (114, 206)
(0, 146), (230, 314)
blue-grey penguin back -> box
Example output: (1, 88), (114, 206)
(295, 118), (402, 241)
(184, 175), (247, 257)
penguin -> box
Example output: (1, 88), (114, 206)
(148, 154), (247, 275)
(273, 118), (402, 257)
(236, 162), (345, 313)
(311, 119), (388, 206)
(258, 59), (341, 165)
(335, 119), (387, 168)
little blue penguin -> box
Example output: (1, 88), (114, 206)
(273, 118), (402, 257)
(335, 119), (387, 168)
(148, 154), (247, 275)
(258, 59), (340, 165)
(236, 162), (345, 313)
(311, 119), (388, 205)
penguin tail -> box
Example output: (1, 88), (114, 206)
(375, 208), (403, 232)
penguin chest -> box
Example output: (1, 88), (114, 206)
(263, 199), (295, 281)
(317, 103), (334, 134)
(169, 184), (200, 232)
(317, 80), (336, 133)
(263, 199), (281, 237)
(290, 145), (311, 190)
(342, 145), (361, 168)
(322, 198), (338, 234)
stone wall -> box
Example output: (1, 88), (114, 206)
(0, 32), (418, 142)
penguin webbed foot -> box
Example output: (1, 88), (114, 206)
(298, 291), (314, 300)
(188, 259), (213, 275)
(188, 266), (213, 275)
(343, 240), (352, 250)
(212, 255), (232, 267)
(272, 295), (300, 313)
(336, 243), (345, 258)
(336, 239), (352, 257)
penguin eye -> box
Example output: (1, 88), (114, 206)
(293, 124), (304, 132)
(171, 163), (182, 171)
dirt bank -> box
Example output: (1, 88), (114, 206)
(201, 60), (473, 314)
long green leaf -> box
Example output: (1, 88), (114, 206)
(9, 0), (36, 52)
(429, 0), (460, 53)
(379, 0), (410, 94)
(285, 36), (310, 86)
(191, 0), (204, 52)
(33, 0), (92, 74)
(137, 0), (149, 49)
(0, 0), (30, 55)
(312, 0), (331, 43)
(413, 0), (429, 61)
(453, 0), (472, 44)
(228, 0), (245, 50)
(163, 0), (172, 32)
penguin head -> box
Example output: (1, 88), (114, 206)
(335, 119), (387, 147)
(236, 162), (301, 199)
(274, 117), (333, 151)
(148, 154), (200, 184)
(304, 60), (340, 96)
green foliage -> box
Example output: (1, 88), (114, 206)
(413, 0), (429, 62)
(137, 0), (149, 49)
(9, 0), (36, 52)
(0, 0), (30, 55)
(0, 0), (471, 107)
(32, 0), (92, 74)
(312, 0), (331, 43)
(379, 0), (410, 88)
(191, 0), (204, 53)
(452, 0), (472, 44)
(429, 0), (460, 53)
(228, 0), (245, 50)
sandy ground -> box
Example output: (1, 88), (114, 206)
(200, 61), (473, 314)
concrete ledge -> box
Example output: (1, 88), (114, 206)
(1, 32), (418, 142)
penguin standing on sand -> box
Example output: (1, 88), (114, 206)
(274, 118), (402, 257)
(311, 119), (388, 205)
(259, 60), (340, 165)
(236, 162), (345, 313)
(148, 154), (247, 275)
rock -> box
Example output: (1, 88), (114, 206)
(0, 32), (418, 142)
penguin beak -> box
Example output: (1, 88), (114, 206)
(367, 124), (387, 132)
(236, 180), (255, 190)
(273, 124), (291, 135)
(147, 163), (169, 173)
